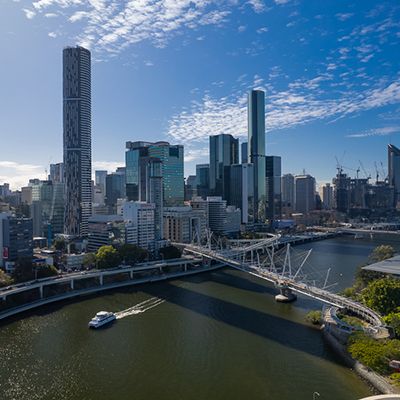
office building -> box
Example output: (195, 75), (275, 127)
(248, 89), (266, 222)
(229, 163), (254, 224)
(105, 173), (125, 210)
(0, 184), (10, 198)
(209, 134), (239, 199)
(30, 180), (65, 235)
(87, 214), (125, 252)
(0, 213), (33, 271)
(388, 144), (400, 207)
(241, 142), (248, 164)
(163, 206), (207, 244)
(294, 175), (316, 214)
(95, 170), (107, 194)
(265, 156), (282, 221)
(21, 186), (33, 205)
(63, 46), (92, 236)
(333, 171), (351, 213)
(281, 173), (295, 210)
(126, 141), (184, 207)
(322, 183), (334, 210)
(195, 164), (210, 199)
(49, 163), (64, 184)
(185, 175), (197, 201)
(122, 201), (155, 250)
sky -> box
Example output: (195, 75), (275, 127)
(0, 0), (400, 190)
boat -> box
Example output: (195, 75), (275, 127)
(88, 311), (116, 329)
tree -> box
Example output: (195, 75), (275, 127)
(36, 265), (59, 279)
(12, 258), (34, 282)
(348, 332), (400, 374)
(118, 244), (148, 265)
(305, 310), (322, 325)
(362, 277), (400, 315)
(83, 253), (96, 269)
(370, 245), (395, 263)
(96, 245), (121, 269)
(0, 269), (13, 287)
(159, 245), (182, 260)
(383, 310), (400, 337)
(53, 237), (66, 252)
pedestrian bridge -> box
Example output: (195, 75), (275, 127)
(177, 233), (385, 333)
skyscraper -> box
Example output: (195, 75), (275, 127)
(125, 141), (184, 207)
(195, 164), (210, 199)
(49, 163), (64, 184)
(295, 175), (316, 214)
(63, 46), (92, 236)
(388, 144), (400, 207)
(265, 156), (282, 221)
(248, 89), (266, 222)
(209, 134), (239, 199)
(322, 183), (334, 209)
(241, 142), (248, 164)
(281, 174), (295, 209)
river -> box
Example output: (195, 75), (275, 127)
(1, 235), (399, 400)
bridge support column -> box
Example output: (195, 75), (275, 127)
(130, 270), (133, 279)
(39, 285), (43, 299)
(70, 279), (74, 290)
(275, 283), (297, 303)
(184, 263), (187, 272)
(100, 274), (104, 286)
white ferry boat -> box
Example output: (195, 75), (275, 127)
(88, 311), (116, 329)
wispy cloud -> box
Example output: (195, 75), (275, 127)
(166, 77), (400, 143)
(346, 126), (400, 138)
(0, 161), (45, 190)
(21, 0), (270, 55)
(335, 13), (354, 22)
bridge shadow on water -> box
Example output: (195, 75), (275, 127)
(141, 271), (344, 365)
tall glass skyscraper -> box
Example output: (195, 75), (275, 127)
(388, 144), (400, 207)
(209, 134), (239, 199)
(125, 141), (184, 207)
(248, 89), (266, 222)
(265, 156), (282, 221)
(63, 46), (92, 236)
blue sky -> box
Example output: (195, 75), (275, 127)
(0, 0), (399, 189)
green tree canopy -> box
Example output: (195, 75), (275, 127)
(118, 244), (148, 265)
(83, 253), (96, 268)
(383, 309), (400, 337)
(36, 265), (59, 279)
(96, 245), (121, 269)
(159, 245), (182, 260)
(53, 237), (66, 251)
(370, 245), (395, 263)
(362, 277), (400, 315)
(0, 269), (13, 287)
(12, 258), (34, 282)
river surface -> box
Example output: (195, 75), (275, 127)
(1, 235), (400, 400)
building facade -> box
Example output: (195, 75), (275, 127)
(209, 134), (239, 199)
(265, 156), (282, 222)
(388, 144), (400, 207)
(248, 89), (266, 222)
(63, 46), (92, 236)
(294, 175), (316, 214)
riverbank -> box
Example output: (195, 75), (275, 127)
(322, 328), (400, 395)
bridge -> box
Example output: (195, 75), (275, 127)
(178, 233), (386, 335)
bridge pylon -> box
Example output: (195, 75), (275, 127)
(275, 281), (297, 303)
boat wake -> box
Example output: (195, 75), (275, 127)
(115, 297), (165, 320)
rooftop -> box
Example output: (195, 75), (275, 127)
(362, 255), (400, 276)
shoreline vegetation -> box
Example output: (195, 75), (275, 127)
(306, 245), (400, 393)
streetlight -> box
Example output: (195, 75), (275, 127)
(313, 392), (320, 400)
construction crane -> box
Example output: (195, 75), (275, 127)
(380, 161), (387, 182)
(374, 162), (380, 183)
(359, 160), (371, 181)
(335, 156), (343, 174)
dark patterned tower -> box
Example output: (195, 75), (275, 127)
(63, 46), (92, 236)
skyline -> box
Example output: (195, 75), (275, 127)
(1, 1), (400, 189)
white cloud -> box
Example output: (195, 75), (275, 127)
(48, 31), (58, 38)
(256, 26), (268, 34)
(335, 13), (354, 22)
(346, 126), (400, 138)
(23, 8), (36, 19)
(0, 161), (45, 190)
(274, 0), (290, 4)
(166, 77), (400, 143)
(238, 25), (247, 33)
(92, 161), (123, 173)
(22, 0), (265, 54)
